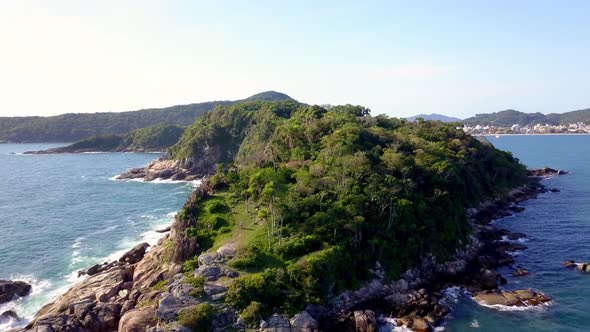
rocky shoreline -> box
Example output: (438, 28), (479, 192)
(10, 168), (565, 332)
(116, 158), (204, 182)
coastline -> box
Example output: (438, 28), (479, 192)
(8, 168), (563, 332)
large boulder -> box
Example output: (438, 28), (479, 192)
(0, 280), (32, 304)
(119, 243), (150, 264)
(473, 289), (551, 307)
(353, 310), (377, 332)
(290, 311), (318, 332)
(195, 265), (223, 281)
(262, 313), (291, 332)
(118, 308), (157, 332)
(216, 243), (237, 259)
(0, 309), (19, 323)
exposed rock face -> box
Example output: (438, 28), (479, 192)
(353, 310), (377, 332)
(473, 289), (551, 307)
(119, 243), (149, 264)
(117, 158), (201, 182)
(118, 308), (157, 332)
(20, 239), (173, 332)
(290, 311), (319, 332)
(262, 314), (291, 332)
(0, 280), (32, 304)
(527, 167), (568, 177)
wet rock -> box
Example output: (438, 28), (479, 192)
(563, 260), (576, 268)
(478, 269), (499, 290)
(156, 226), (171, 233)
(0, 280), (32, 304)
(506, 232), (527, 240)
(527, 167), (568, 177)
(119, 242), (149, 264)
(513, 268), (529, 277)
(0, 309), (19, 323)
(353, 310), (377, 332)
(473, 289), (551, 307)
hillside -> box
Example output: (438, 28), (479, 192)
(462, 108), (590, 126)
(24, 124), (185, 154)
(0, 91), (294, 143)
(407, 113), (461, 122)
(123, 100), (528, 321)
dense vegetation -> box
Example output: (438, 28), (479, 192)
(172, 100), (528, 317)
(34, 124), (185, 153)
(0, 91), (293, 143)
(462, 108), (590, 126)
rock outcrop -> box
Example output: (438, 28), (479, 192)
(117, 158), (201, 182)
(0, 280), (32, 304)
(473, 289), (551, 307)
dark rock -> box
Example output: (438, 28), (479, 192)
(0, 310), (19, 323)
(506, 232), (527, 241)
(0, 280), (32, 304)
(513, 268), (529, 277)
(119, 243), (149, 264)
(156, 226), (171, 233)
(550, 188), (560, 192)
(527, 167), (568, 177)
(563, 260), (576, 268)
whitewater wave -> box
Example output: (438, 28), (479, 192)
(500, 235), (529, 243)
(473, 299), (553, 312)
(110, 175), (201, 187)
(0, 274), (54, 330)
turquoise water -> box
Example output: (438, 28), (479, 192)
(0, 144), (195, 330)
(443, 135), (590, 332)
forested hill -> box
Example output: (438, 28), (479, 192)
(162, 100), (528, 315)
(0, 91), (294, 143)
(24, 124), (185, 154)
(462, 108), (590, 126)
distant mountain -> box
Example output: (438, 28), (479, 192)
(0, 91), (295, 143)
(407, 113), (461, 122)
(462, 108), (590, 127)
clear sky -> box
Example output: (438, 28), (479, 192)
(1, 0), (589, 118)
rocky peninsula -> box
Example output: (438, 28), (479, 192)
(11, 168), (562, 332)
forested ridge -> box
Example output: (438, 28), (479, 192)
(26, 124), (185, 153)
(0, 91), (293, 143)
(168, 100), (528, 318)
(462, 108), (590, 126)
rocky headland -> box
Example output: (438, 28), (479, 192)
(11, 169), (564, 332)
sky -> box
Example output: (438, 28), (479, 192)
(1, 0), (589, 119)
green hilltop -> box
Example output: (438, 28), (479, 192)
(164, 99), (527, 317)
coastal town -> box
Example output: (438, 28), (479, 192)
(462, 122), (590, 135)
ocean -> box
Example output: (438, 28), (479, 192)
(1, 135), (589, 331)
(0, 144), (196, 330)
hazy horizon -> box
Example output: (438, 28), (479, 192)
(1, 1), (589, 118)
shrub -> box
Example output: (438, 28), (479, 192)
(228, 246), (265, 270)
(225, 271), (282, 311)
(182, 256), (200, 273)
(153, 279), (169, 290)
(240, 301), (262, 326)
(204, 200), (228, 214)
(184, 274), (206, 298)
(177, 303), (214, 332)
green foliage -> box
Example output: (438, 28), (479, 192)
(184, 274), (206, 298)
(182, 256), (200, 272)
(177, 303), (214, 332)
(240, 301), (262, 326)
(462, 108), (590, 126)
(153, 279), (169, 291)
(176, 100), (528, 315)
(0, 91), (294, 143)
